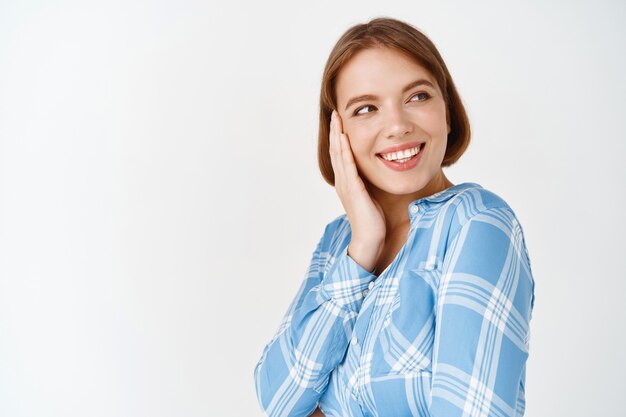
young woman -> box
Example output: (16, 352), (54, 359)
(254, 17), (535, 417)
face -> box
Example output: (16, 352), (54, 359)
(335, 47), (451, 198)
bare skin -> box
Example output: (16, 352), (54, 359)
(316, 108), (450, 417)
(329, 108), (452, 275)
(328, 47), (454, 276)
(313, 47), (454, 415)
(329, 109), (386, 272)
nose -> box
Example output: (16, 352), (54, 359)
(382, 105), (413, 139)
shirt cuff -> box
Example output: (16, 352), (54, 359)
(319, 246), (377, 309)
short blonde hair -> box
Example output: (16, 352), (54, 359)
(318, 17), (471, 186)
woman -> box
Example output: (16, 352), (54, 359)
(254, 17), (535, 417)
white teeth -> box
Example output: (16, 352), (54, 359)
(381, 145), (422, 161)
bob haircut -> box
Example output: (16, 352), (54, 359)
(318, 17), (471, 186)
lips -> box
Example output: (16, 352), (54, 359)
(376, 143), (424, 172)
(376, 141), (424, 157)
(379, 145), (421, 162)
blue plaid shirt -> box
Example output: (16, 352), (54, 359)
(254, 183), (535, 417)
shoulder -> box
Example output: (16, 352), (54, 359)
(436, 183), (528, 248)
(443, 183), (521, 225)
(447, 183), (513, 213)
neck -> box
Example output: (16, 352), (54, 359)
(368, 171), (454, 233)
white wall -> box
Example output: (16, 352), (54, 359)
(1, 1), (624, 416)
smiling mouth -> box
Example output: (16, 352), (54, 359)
(377, 143), (424, 163)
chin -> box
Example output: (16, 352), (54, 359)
(391, 186), (424, 196)
(374, 180), (427, 196)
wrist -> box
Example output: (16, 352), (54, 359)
(347, 239), (383, 273)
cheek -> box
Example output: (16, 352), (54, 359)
(345, 126), (373, 154)
(419, 107), (449, 134)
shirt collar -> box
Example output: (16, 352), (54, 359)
(408, 182), (483, 217)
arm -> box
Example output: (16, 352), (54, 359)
(429, 207), (535, 417)
(254, 220), (376, 417)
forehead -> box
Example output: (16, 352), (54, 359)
(335, 47), (439, 106)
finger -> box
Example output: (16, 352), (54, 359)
(328, 111), (345, 181)
(328, 111), (335, 151)
(331, 112), (351, 167)
(334, 113), (362, 186)
(335, 112), (362, 178)
(338, 132), (361, 180)
(328, 111), (336, 163)
(335, 110), (345, 135)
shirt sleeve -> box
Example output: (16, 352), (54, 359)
(254, 220), (377, 417)
(429, 207), (535, 417)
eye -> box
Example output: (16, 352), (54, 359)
(410, 92), (431, 102)
(354, 104), (376, 116)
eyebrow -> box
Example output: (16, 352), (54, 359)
(343, 79), (437, 111)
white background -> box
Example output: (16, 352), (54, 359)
(1, 1), (625, 416)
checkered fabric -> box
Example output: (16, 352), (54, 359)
(254, 183), (535, 417)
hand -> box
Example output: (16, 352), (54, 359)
(329, 110), (385, 272)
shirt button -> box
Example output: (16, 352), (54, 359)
(351, 335), (358, 345)
(410, 205), (419, 214)
(368, 281), (375, 290)
(362, 289), (369, 297)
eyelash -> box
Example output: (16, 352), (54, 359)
(353, 92), (431, 116)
